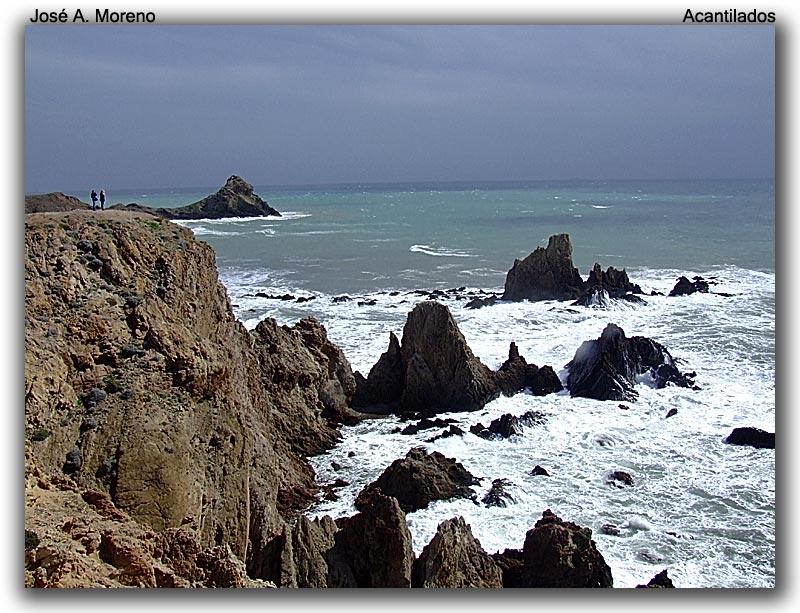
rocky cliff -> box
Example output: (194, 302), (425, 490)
(24, 210), (347, 586)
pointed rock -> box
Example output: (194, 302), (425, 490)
(501, 234), (584, 301)
(411, 517), (503, 588)
(519, 509), (613, 587)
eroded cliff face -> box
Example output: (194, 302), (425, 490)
(24, 211), (352, 586)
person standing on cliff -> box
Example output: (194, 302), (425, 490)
(99, 189), (106, 210)
(90, 189), (98, 211)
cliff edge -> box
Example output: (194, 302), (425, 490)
(25, 210), (349, 586)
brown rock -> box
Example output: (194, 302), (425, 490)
(354, 302), (500, 414)
(111, 175), (281, 219)
(518, 509), (613, 587)
(357, 447), (479, 513)
(24, 210), (355, 585)
(352, 331), (405, 411)
(411, 517), (502, 588)
(25, 192), (91, 213)
(501, 234), (584, 301)
(328, 488), (414, 587)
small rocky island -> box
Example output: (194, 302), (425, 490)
(25, 175), (281, 219)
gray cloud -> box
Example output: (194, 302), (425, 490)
(25, 25), (774, 192)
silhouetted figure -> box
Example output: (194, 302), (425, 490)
(90, 189), (98, 211)
(99, 189), (106, 210)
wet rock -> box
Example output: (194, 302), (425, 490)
(425, 424), (465, 442)
(357, 447), (479, 513)
(501, 234), (584, 301)
(400, 417), (457, 435)
(465, 296), (497, 309)
(573, 263), (645, 307)
(470, 410), (545, 439)
(606, 470), (634, 487)
(530, 465), (550, 477)
(669, 275), (710, 296)
(411, 517), (503, 588)
(526, 364), (564, 396)
(637, 568), (675, 588)
(482, 479), (515, 507)
(352, 332), (404, 412)
(354, 302), (500, 414)
(724, 427), (775, 449)
(566, 323), (695, 402)
(665, 408), (678, 418)
(600, 523), (621, 536)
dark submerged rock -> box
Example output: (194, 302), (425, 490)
(606, 470), (634, 487)
(482, 478), (516, 507)
(530, 465), (550, 476)
(669, 275), (710, 296)
(470, 410), (545, 440)
(637, 569), (675, 588)
(724, 427), (775, 449)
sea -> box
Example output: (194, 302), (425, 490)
(109, 178), (775, 588)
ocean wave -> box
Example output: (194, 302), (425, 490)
(175, 211), (311, 226)
(409, 244), (475, 258)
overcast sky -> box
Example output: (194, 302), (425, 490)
(24, 25), (774, 192)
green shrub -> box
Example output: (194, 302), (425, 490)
(31, 428), (51, 442)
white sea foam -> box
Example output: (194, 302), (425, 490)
(257, 265), (775, 589)
(208, 184), (774, 588)
(409, 244), (475, 258)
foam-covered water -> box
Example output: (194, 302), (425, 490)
(118, 179), (774, 588)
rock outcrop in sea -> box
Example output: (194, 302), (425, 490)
(572, 263), (646, 307)
(501, 233), (584, 301)
(112, 175), (281, 219)
(356, 447), (480, 513)
(411, 517), (503, 588)
(352, 302), (561, 414)
(565, 323), (697, 401)
(724, 427), (775, 449)
(501, 233), (646, 306)
(491, 509), (613, 587)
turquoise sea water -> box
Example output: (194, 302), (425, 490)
(105, 178), (774, 588)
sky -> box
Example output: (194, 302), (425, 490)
(25, 23), (775, 192)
